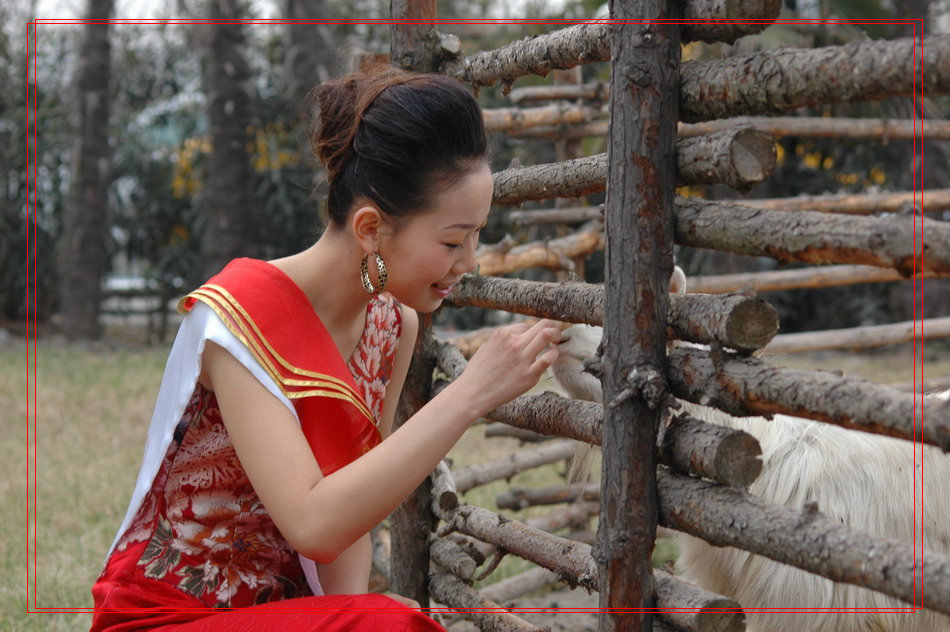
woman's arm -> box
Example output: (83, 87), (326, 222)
(313, 305), (418, 591)
(203, 318), (559, 563)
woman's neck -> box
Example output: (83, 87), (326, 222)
(269, 230), (371, 336)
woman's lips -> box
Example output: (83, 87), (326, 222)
(431, 283), (454, 298)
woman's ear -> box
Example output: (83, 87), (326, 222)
(351, 204), (384, 253)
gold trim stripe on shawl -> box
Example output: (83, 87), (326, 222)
(182, 287), (374, 424)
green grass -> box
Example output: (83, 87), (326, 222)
(5, 335), (947, 630)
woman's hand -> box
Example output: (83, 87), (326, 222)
(454, 319), (561, 417)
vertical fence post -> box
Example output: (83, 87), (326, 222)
(388, 1), (440, 607)
(596, 2), (680, 631)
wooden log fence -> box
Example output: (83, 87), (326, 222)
(438, 341), (763, 489)
(386, 8), (950, 631)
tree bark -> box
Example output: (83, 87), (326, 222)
(653, 569), (746, 632)
(667, 345), (950, 451)
(508, 206), (603, 227)
(674, 197), (950, 275)
(430, 536), (478, 581)
(509, 81), (610, 104)
(475, 221), (604, 275)
(441, 22), (611, 93)
(200, 0), (255, 281)
(679, 116), (950, 141)
(493, 129), (776, 205)
(597, 6), (680, 629)
(429, 570), (546, 632)
(680, 36), (950, 123)
(282, 0), (336, 106)
(681, 0), (780, 44)
(390, 0), (442, 72)
(389, 318), (438, 607)
(451, 440), (579, 493)
(447, 275), (779, 352)
(687, 264), (940, 295)
(764, 315), (950, 354)
(442, 503), (744, 628)
(675, 127), (776, 191)
(482, 103), (605, 132)
(738, 188), (950, 215)
(656, 467), (950, 616)
(659, 413), (762, 488)
(493, 154), (608, 206)
(57, 0), (113, 340)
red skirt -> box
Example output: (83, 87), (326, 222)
(92, 574), (445, 632)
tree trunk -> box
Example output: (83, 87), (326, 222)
(200, 0), (255, 281)
(57, 0), (113, 340)
(389, 316), (438, 607)
(390, 0), (441, 72)
(596, 4), (680, 630)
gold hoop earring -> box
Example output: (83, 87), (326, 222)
(360, 251), (388, 294)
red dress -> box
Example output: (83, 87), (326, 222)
(91, 259), (442, 631)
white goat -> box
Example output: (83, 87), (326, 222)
(550, 321), (950, 632)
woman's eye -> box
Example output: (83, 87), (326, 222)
(445, 243), (463, 250)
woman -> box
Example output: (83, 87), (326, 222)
(90, 64), (561, 631)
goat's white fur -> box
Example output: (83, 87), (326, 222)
(549, 319), (950, 632)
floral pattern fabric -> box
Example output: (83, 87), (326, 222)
(101, 294), (402, 609)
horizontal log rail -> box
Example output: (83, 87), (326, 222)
(680, 36), (950, 122)
(429, 570), (544, 632)
(475, 221), (603, 276)
(510, 117), (950, 142)
(441, 3), (780, 91)
(505, 189), (950, 228)
(451, 440), (578, 493)
(667, 345), (950, 451)
(482, 102), (605, 132)
(447, 274), (779, 352)
(764, 316), (950, 354)
(679, 116), (950, 140)
(675, 197), (950, 275)
(507, 206), (603, 226)
(493, 129), (776, 204)
(654, 467), (950, 616)
(738, 188), (950, 215)
(687, 264), (942, 294)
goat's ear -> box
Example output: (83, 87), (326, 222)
(670, 266), (687, 295)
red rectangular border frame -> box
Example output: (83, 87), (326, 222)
(26, 14), (927, 621)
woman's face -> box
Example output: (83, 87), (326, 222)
(380, 163), (493, 313)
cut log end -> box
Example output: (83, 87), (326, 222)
(725, 297), (780, 352)
(731, 128), (777, 186)
(695, 600), (747, 631)
(715, 432), (763, 488)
